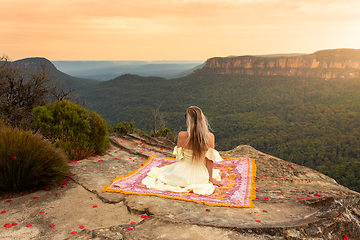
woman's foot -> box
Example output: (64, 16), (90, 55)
(210, 179), (223, 187)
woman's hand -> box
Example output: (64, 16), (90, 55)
(210, 178), (223, 187)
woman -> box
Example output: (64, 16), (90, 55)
(142, 106), (223, 195)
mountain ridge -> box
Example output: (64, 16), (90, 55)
(200, 48), (360, 79)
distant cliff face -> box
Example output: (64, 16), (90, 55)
(201, 49), (360, 79)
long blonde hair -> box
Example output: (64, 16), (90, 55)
(185, 106), (211, 160)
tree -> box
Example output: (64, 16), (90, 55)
(143, 103), (165, 136)
(0, 55), (73, 127)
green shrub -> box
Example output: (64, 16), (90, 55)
(111, 121), (135, 136)
(32, 100), (110, 160)
(0, 124), (70, 192)
(151, 127), (175, 141)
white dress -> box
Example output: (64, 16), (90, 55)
(141, 146), (223, 195)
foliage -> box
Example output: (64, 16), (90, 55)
(0, 55), (73, 128)
(151, 127), (176, 141)
(0, 123), (70, 192)
(111, 121), (136, 135)
(32, 99), (110, 160)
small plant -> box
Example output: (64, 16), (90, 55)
(0, 124), (70, 192)
(151, 127), (175, 141)
(32, 100), (110, 160)
(111, 121), (136, 136)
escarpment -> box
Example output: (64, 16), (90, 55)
(200, 49), (360, 79)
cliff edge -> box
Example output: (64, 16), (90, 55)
(200, 48), (360, 79)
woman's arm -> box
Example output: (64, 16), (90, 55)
(205, 133), (222, 186)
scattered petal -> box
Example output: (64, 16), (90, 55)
(259, 175), (263, 177)
(141, 158), (144, 160)
(343, 235), (349, 240)
(98, 159), (103, 162)
(133, 160), (135, 162)
(140, 142), (143, 145)
(264, 175), (268, 177)
(277, 176), (281, 178)
(115, 158), (119, 160)
(279, 192), (283, 195)
(83, 170), (86, 172)
(291, 166), (295, 169)
(169, 147), (172, 149)
(130, 222), (136, 225)
(12, 223), (17, 226)
(148, 150), (151, 152)
(264, 197), (269, 199)
(118, 161), (121, 163)
(71, 231), (77, 234)
(79, 225), (85, 229)
(56, 193), (60, 195)
(6, 200), (12, 202)
(140, 152), (143, 154)
(21, 193), (26, 196)
(255, 197), (259, 199)
(61, 186), (65, 188)
(205, 209), (211, 211)
(256, 188), (259, 190)
(13, 156), (17, 160)
(316, 194), (322, 197)
(255, 220), (261, 223)
(26, 224), (32, 227)
(294, 189), (298, 190)
(119, 149), (122, 151)
(141, 215), (148, 218)
(129, 158), (132, 159)
(45, 188), (49, 191)
(276, 189), (282, 191)
(29, 190), (33, 193)
(160, 148), (163, 150)
(262, 210), (268, 212)
(33, 197), (39, 199)
(93, 205), (98, 208)
(39, 211), (45, 214)
(74, 161), (78, 163)
(297, 197), (302, 199)
(1, 210), (6, 214)
(307, 195), (312, 197)
(4, 223), (12, 228)
(108, 151), (111, 153)
(126, 227), (132, 230)
(49, 224), (56, 228)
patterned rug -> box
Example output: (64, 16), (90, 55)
(103, 156), (256, 208)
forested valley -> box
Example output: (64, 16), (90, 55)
(75, 72), (360, 192)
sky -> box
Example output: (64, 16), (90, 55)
(1, 0), (360, 61)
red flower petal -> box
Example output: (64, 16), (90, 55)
(291, 166), (295, 169)
(93, 205), (98, 208)
(277, 176), (281, 178)
(276, 189), (282, 191)
(79, 225), (85, 229)
(343, 236), (349, 240)
(49, 224), (55, 227)
(140, 142), (143, 144)
(74, 161), (78, 163)
(294, 189), (298, 190)
(256, 188), (259, 190)
(255, 197), (259, 199)
(297, 197), (302, 199)
(169, 147), (172, 149)
(33, 197), (39, 199)
(98, 159), (103, 162)
(255, 220), (261, 222)
(56, 193), (60, 195)
(29, 190), (33, 193)
(119, 149), (122, 151)
(115, 158), (119, 160)
(259, 175), (263, 177)
(262, 210), (268, 212)
(205, 209), (211, 211)
(140, 152), (143, 154)
(83, 170), (86, 172)
(21, 193), (26, 196)
(4, 223), (12, 228)
(6, 200), (11, 202)
(141, 158), (144, 160)
(26, 224), (32, 227)
(279, 192), (283, 195)
(126, 227), (132, 230)
(307, 195), (311, 197)
(118, 161), (121, 163)
(133, 160), (135, 162)
(316, 194), (322, 197)
(100, 154), (104, 156)
(1, 210), (6, 214)
(61, 186), (65, 188)
(141, 215), (148, 218)
(264, 197), (269, 199)
(45, 188), (49, 191)
(13, 156), (17, 160)
(130, 222), (136, 225)
(141, 164), (143, 166)
(129, 158), (132, 159)
(160, 148), (163, 150)
(39, 211), (45, 214)
(108, 151), (111, 153)
(148, 150), (151, 152)
(264, 175), (268, 177)
(12, 223), (17, 226)
(71, 231), (77, 234)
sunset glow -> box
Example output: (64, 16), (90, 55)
(1, 0), (360, 60)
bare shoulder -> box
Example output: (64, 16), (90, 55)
(177, 131), (188, 147)
(178, 131), (188, 139)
